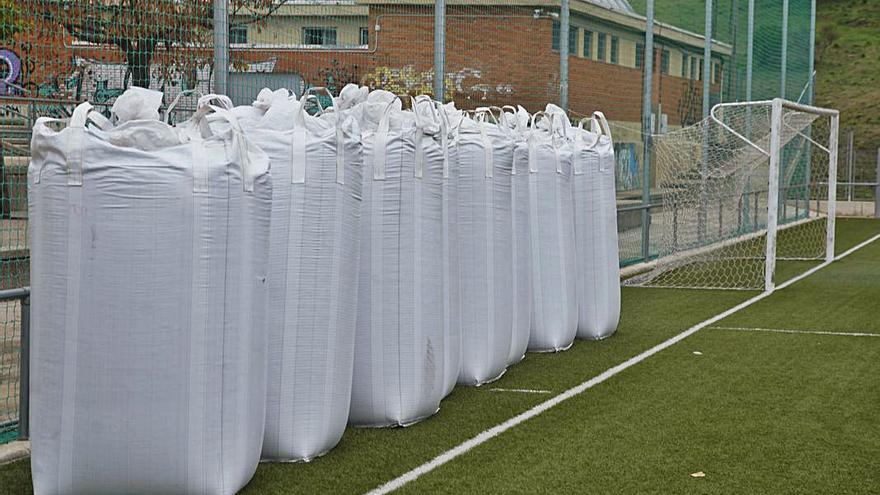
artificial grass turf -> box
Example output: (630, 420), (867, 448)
(0, 219), (876, 494)
(400, 228), (880, 494)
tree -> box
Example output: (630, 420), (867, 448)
(35, 0), (283, 89)
(1, 0), (31, 43)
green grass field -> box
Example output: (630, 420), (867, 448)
(1, 218), (878, 494)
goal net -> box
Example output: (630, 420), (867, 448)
(625, 99), (839, 291)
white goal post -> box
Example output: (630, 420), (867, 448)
(625, 98), (839, 291)
(761, 98), (839, 290)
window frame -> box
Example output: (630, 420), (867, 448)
(583, 30), (593, 59)
(552, 20), (560, 50)
(359, 27), (369, 46)
(597, 32), (607, 62)
(229, 25), (248, 45)
(552, 21), (578, 54)
(302, 26), (338, 47)
(610, 35), (619, 64)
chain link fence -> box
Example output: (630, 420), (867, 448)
(0, 0), (827, 443)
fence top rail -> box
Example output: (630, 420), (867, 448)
(0, 287), (30, 301)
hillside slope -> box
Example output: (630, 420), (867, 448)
(814, 0), (880, 145)
(628, 0), (878, 145)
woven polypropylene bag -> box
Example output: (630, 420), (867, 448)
(572, 112), (621, 340)
(231, 92), (365, 462)
(28, 94), (271, 495)
(515, 112), (578, 352)
(499, 106), (533, 365)
(349, 97), (447, 426)
(454, 113), (514, 385)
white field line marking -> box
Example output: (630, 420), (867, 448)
(711, 326), (880, 338)
(487, 388), (553, 394)
(364, 232), (880, 495)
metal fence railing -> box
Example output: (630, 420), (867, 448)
(0, 287), (28, 444)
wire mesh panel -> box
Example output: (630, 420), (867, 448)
(0, 298), (20, 443)
(0, 0), (825, 443)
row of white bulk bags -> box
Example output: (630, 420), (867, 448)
(454, 110), (514, 385)
(223, 90), (365, 462)
(28, 89), (272, 495)
(572, 112), (621, 340)
(350, 93), (449, 426)
(517, 111), (578, 352)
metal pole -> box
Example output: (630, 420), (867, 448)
(746, 0), (754, 102)
(729, 0), (739, 101)
(699, 0), (713, 241)
(641, 0), (655, 263)
(847, 130), (854, 201)
(433, 0), (446, 101)
(875, 147), (880, 219)
(18, 295), (29, 440)
(808, 0), (816, 104)
(702, 0), (713, 119)
(780, 0), (788, 99)
(559, 0), (570, 111)
(213, 0), (229, 95)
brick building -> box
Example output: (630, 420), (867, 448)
(3, 0), (729, 191)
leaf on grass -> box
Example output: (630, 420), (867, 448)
(690, 471), (706, 478)
(693, 351), (703, 355)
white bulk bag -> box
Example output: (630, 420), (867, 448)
(500, 106), (533, 365)
(572, 112), (621, 340)
(350, 97), (447, 426)
(28, 95), (271, 495)
(454, 110), (514, 385)
(516, 112), (578, 352)
(415, 97), (462, 399)
(232, 92), (363, 462)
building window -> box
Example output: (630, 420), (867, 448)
(660, 49), (670, 74)
(583, 30), (593, 59)
(681, 54), (688, 78)
(597, 33), (606, 61)
(303, 27), (337, 46)
(360, 27), (369, 46)
(714, 61), (722, 83)
(229, 26), (247, 45)
(552, 21), (560, 50)
(610, 36), (619, 64)
(635, 42), (644, 68)
(690, 57), (697, 79)
(551, 21), (578, 54)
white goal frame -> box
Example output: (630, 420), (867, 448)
(709, 98), (839, 291)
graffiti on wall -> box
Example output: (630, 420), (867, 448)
(362, 65), (514, 100)
(0, 48), (21, 94)
(19, 56), (278, 111)
(70, 56), (211, 104)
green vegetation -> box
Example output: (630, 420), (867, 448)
(0, 0), (29, 43)
(814, 0), (880, 144)
(629, 0), (879, 145)
(1, 218), (877, 493)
